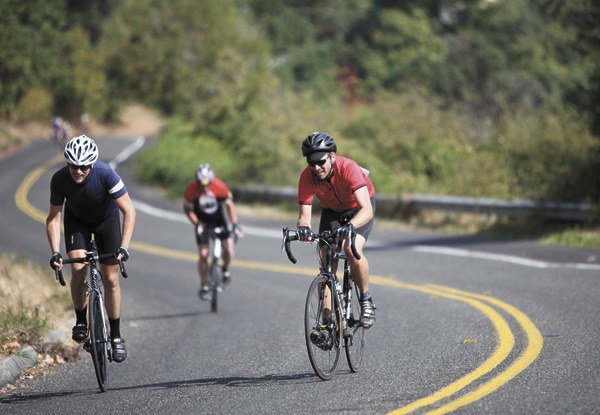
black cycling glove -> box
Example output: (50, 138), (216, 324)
(297, 226), (311, 241)
(49, 252), (62, 270)
(117, 246), (130, 262)
(336, 223), (355, 240)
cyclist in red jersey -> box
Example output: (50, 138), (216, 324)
(296, 132), (376, 328)
(183, 164), (241, 300)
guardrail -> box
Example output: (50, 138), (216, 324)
(232, 184), (594, 223)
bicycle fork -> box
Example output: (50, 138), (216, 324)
(340, 264), (356, 343)
(85, 269), (112, 359)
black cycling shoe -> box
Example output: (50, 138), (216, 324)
(310, 326), (333, 351)
(111, 338), (127, 363)
(199, 286), (210, 301)
(71, 323), (87, 343)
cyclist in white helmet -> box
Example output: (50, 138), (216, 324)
(183, 163), (242, 300)
(47, 135), (136, 363)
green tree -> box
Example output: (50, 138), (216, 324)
(0, 0), (68, 117)
(349, 7), (446, 94)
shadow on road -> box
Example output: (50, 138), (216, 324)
(0, 372), (323, 404)
(115, 371), (321, 391)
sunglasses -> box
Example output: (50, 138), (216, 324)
(68, 163), (92, 171)
(308, 157), (328, 167)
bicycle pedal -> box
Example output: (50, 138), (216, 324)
(83, 340), (92, 353)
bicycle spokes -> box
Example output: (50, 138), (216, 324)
(305, 275), (341, 381)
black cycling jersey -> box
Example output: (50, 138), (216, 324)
(50, 161), (127, 226)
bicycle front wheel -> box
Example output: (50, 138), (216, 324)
(88, 290), (109, 391)
(304, 275), (342, 381)
(344, 276), (365, 372)
(209, 261), (221, 313)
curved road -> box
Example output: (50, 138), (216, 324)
(1, 137), (599, 414)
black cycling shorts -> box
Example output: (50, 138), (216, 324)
(318, 198), (376, 241)
(63, 209), (122, 265)
(195, 225), (231, 246)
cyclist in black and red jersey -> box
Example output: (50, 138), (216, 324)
(296, 132), (377, 328)
(46, 135), (136, 362)
(183, 163), (242, 300)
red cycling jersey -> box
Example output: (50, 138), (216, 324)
(184, 177), (232, 224)
(298, 156), (375, 212)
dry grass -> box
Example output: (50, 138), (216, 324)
(0, 252), (83, 393)
(0, 252), (73, 358)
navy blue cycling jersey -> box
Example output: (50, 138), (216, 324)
(50, 160), (127, 225)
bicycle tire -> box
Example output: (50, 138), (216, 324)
(209, 261), (221, 313)
(304, 275), (342, 381)
(344, 276), (365, 372)
(88, 290), (109, 391)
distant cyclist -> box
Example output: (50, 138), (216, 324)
(51, 116), (70, 147)
(296, 132), (377, 328)
(183, 163), (242, 300)
(46, 135), (136, 362)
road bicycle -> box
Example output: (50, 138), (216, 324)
(54, 240), (128, 392)
(281, 224), (365, 381)
(204, 226), (228, 313)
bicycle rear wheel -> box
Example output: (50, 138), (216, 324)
(209, 261), (221, 313)
(304, 275), (342, 380)
(344, 276), (365, 372)
(88, 290), (109, 391)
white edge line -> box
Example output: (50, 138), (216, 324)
(109, 136), (145, 170)
(411, 245), (600, 271)
(133, 200), (282, 238)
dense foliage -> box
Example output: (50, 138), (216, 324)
(1, 0), (599, 207)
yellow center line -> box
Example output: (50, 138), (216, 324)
(420, 285), (544, 414)
(15, 157), (543, 414)
(372, 277), (514, 415)
(14, 155), (63, 223)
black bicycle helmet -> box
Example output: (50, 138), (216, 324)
(301, 132), (337, 157)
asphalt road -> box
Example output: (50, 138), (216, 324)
(1, 137), (599, 415)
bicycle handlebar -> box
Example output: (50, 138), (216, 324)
(281, 227), (361, 265)
(54, 268), (66, 286)
(53, 251), (129, 285)
(281, 228), (300, 264)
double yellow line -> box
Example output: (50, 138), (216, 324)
(383, 281), (543, 414)
(16, 158), (543, 414)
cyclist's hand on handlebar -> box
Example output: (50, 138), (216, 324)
(195, 222), (204, 237)
(297, 226), (312, 241)
(116, 246), (130, 262)
(49, 252), (63, 271)
(336, 223), (355, 240)
(233, 223), (244, 238)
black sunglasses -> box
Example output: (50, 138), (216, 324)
(68, 163), (92, 171)
(308, 157), (328, 167)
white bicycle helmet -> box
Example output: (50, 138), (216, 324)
(64, 135), (98, 165)
(196, 163), (215, 186)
